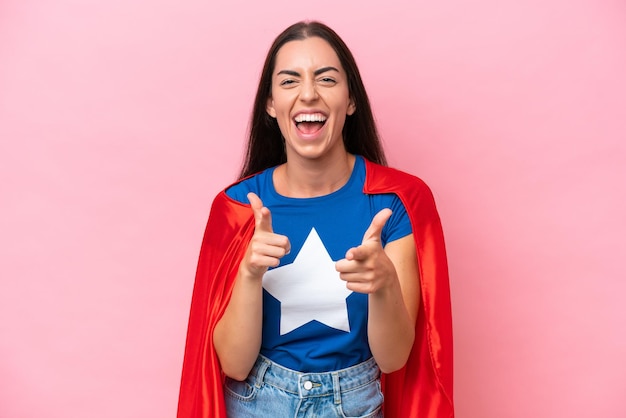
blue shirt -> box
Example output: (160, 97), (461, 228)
(225, 156), (412, 372)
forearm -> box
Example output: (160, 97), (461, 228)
(213, 269), (263, 381)
(213, 192), (290, 380)
(367, 280), (415, 373)
(336, 228), (419, 374)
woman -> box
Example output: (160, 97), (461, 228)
(177, 21), (454, 418)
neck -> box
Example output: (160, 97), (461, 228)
(274, 152), (356, 198)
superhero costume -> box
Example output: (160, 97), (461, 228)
(225, 155), (412, 373)
(177, 158), (454, 417)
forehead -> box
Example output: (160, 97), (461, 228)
(274, 37), (344, 73)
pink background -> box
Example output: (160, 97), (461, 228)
(1, 0), (625, 417)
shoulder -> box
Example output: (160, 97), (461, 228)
(363, 159), (441, 224)
(223, 170), (270, 203)
(203, 188), (254, 238)
(363, 159), (431, 194)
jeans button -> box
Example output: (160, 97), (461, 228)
(303, 380), (313, 390)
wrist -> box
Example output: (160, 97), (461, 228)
(238, 263), (266, 283)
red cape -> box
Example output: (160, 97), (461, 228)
(177, 160), (454, 417)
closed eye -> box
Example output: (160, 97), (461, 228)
(279, 79), (298, 87)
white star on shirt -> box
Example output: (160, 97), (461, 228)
(262, 228), (353, 335)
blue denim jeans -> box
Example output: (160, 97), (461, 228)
(224, 355), (384, 417)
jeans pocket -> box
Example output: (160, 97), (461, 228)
(223, 376), (258, 401)
(338, 379), (384, 418)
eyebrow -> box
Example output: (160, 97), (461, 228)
(276, 66), (340, 77)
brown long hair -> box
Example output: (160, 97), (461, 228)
(238, 21), (387, 179)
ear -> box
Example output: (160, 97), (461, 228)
(266, 97), (277, 118)
(347, 96), (356, 116)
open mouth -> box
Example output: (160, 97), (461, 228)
(294, 113), (327, 135)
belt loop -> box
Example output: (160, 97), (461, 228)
(253, 356), (271, 388)
(332, 372), (341, 405)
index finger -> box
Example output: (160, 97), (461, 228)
(361, 208), (392, 244)
(247, 192), (273, 233)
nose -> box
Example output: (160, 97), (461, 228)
(299, 79), (318, 102)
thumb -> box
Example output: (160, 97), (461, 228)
(247, 192), (273, 233)
(362, 208), (392, 244)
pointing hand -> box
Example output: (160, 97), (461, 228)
(240, 193), (291, 279)
(335, 209), (396, 293)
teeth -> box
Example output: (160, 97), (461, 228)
(294, 113), (327, 123)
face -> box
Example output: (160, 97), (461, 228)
(266, 37), (356, 162)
